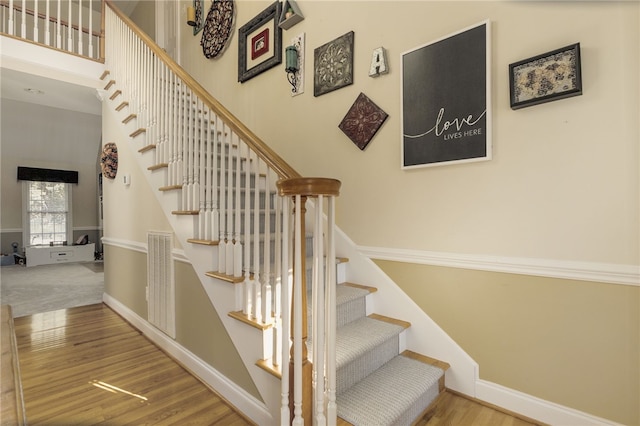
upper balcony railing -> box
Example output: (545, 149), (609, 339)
(0, 0), (103, 61)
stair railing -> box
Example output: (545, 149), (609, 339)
(104, 2), (340, 424)
(0, 0), (102, 60)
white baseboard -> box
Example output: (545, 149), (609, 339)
(358, 246), (639, 287)
(475, 380), (622, 426)
(102, 293), (273, 425)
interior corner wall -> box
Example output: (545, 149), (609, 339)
(177, 1), (639, 424)
(0, 99), (101, 254)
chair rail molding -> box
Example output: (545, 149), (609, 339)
(358, 246), (640, 287)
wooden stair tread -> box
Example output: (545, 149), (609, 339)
(129, 128), (146, 138)
(342, 282), (376, 293)
(159, 185), (181, 192)
(122, 113), (136, 124)
(401, 350), (450, 372)
(138, 144), (156, 153)
(187, 239), (219, 246)
(205, 271), (244, 283)
(109, 89), (121, 100)
(368, 313), (411, 329)
(115, 101), (129, 111)
(99, 70), (110, 80)
(228, 311), (272, 331)
(147, 163), (168, 171)
(172, 210), (199, 215)
(104, 80), (116, 90)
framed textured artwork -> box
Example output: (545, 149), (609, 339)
(509, 43), (582, 110)
(238, 1), (282, 82)
(100, 143), (118, 179)
(192, 0), (203, 36)
(314, 31), (354, 97)
(401, 21), (491, 169)
(200, 0), (234, 59)
(339, 93), (388, 151)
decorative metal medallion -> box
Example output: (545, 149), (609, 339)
(193, 0), (203, 35)
(100, 142), (118, 179)
(339, 93), (388, 151)
(314, 31), (354, 97)
(201, 0), (235, 59)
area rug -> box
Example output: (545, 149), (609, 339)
(0, 262), (104, 318)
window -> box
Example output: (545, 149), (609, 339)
(23, 181), (73, 247)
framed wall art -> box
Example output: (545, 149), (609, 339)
(192, 0), (203, 36)
(401, 21), (491, 169)
(509, 43), (582, 110)
(314, 31), (354, 97)
(200, 0), (234, 59)
(238, 1), (282, 82)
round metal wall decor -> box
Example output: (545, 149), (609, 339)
(201, 0), (235, 59)
(100, 142), (118, 179)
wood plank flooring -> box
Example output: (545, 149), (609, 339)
(13, 303), (542, 426)
(14, 303), (252, 425)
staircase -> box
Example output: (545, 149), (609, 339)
(98, 2), (459, 425)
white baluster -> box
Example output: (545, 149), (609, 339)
(77, 0), (82, 55)
(218, 122), (227, 274)
(33, 0), (38, 43)
(67, 0), (72, 51)
(243, 149), (254, 317)
(88, 0), (92, 57)
(45, 0), (50, 46)
(280, 195), (291, 426)
(20, 0), (25, 37)
(225, 132), (234, 274)
(233, 136), (243, 277)
(262, 169), (272, 324)
(273, 193), (283, 368)
(292, 194), (303, 426)
(210, 114), (219, 242)
(56, 0), (61, 48)
(314, 196), (326, 426)
(8, 0), (14, 36)
(326, 195), (337, 425)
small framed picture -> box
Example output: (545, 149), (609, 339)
(238, 1), (282, 83)
(509, 43), (582, 110)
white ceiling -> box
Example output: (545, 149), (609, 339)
(1, 67), (102, 116)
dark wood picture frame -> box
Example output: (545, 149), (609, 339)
(509, 43), (582, 110)
(238, 1), (282, 83)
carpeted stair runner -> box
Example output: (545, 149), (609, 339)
(332, 284), (445, 425)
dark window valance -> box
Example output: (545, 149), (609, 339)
(17, 167), (78, 184)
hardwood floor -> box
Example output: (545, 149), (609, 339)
(14, 303), (542, 425)
(14, 303), (252, 425)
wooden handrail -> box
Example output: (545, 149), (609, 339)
(104, 0), (301, 181)
(0, 1), (101, 37)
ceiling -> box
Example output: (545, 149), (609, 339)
(1, 67), (102, 116)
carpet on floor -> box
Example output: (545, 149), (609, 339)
(0, 262), (104, 318)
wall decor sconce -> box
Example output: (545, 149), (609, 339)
(284, 33), (305, 96)
(187, 6), (196, 26)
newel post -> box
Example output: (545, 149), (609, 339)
(277, 177), (341, 426)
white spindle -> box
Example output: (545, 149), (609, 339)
(262, 169), (272, 324)
(67, 0), (72, 51)
(77, 0), (82, 55)
(233, 135), (243, 277)
(88, 0), (93, 57)
(8, 0), (14, 35)
(218, 122), (227, 273)
(252, 158), (262, 322)
(273, 193), (283, 367)
(224, 132), (234, 274)
(243, 149), (254, 317)
(280, 195), (291, 426)
(20, 0), (25, 37)
(45, 0), (50, 46)
(210, 114), (219, 241)
(313, 196), (326, 425)
(326, 195), (338, 425)
(292, 194), (303, 426)
(56, 0), (61, 48)
(33, 0), (38, 43)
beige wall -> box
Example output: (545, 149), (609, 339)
(103, 246), (261, 400)
(376, 260), (640, 424)
(176, 1), (639, 424)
